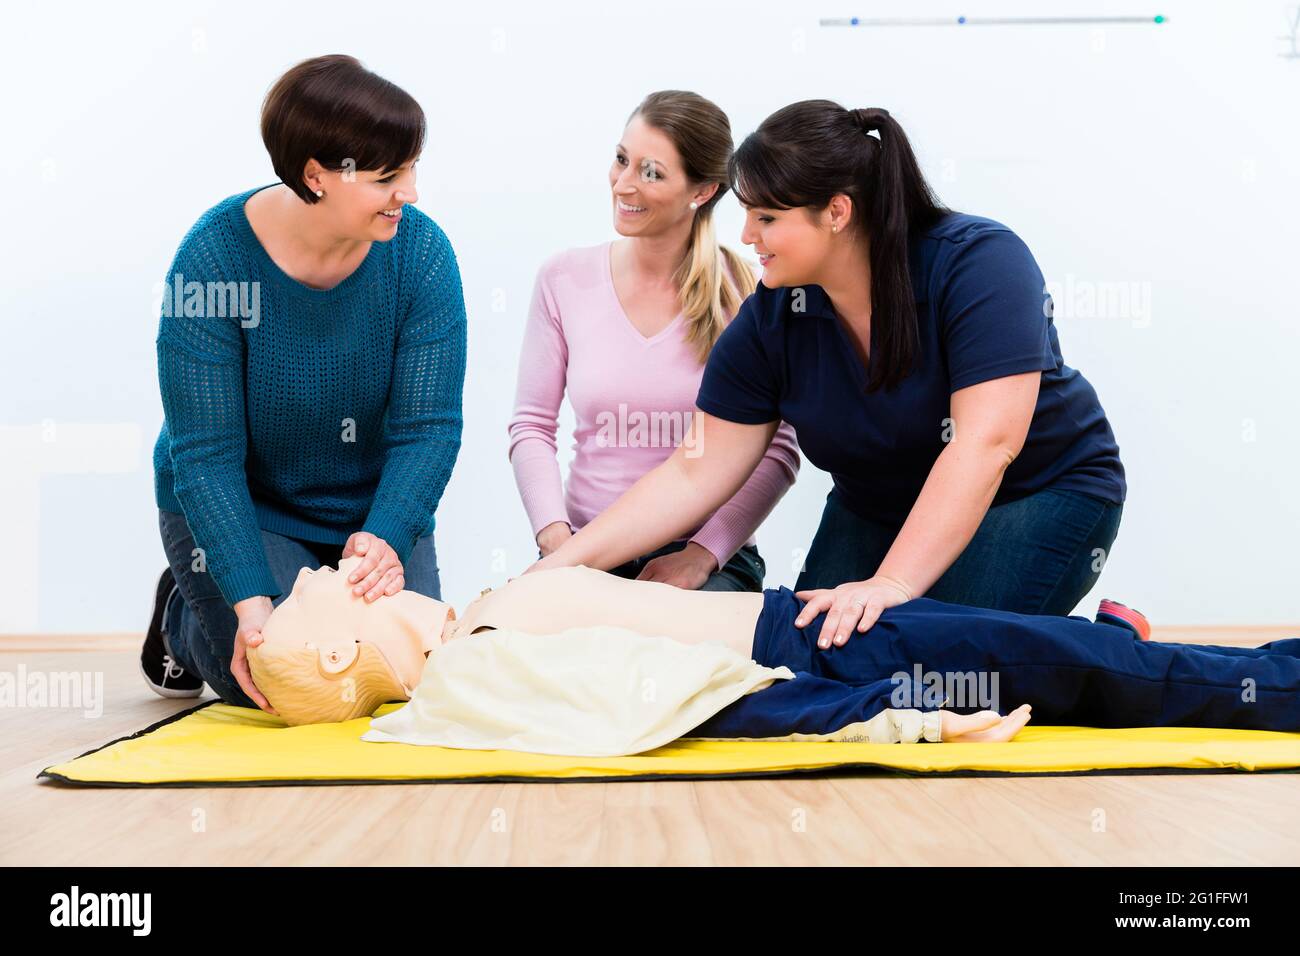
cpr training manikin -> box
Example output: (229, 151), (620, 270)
(246, 557), (980, 756)
(249, 557), (793, 756)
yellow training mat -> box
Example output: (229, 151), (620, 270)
(39, 701), (1300, 787)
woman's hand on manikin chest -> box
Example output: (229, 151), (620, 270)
(635, 541), (719, 590)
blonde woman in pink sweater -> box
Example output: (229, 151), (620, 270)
(508, 91), (800, 591)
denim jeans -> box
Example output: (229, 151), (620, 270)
(793, 485), (1123, 616)
(157, 508), (440, 708)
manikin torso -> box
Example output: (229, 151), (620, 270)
(253, 559), (765, 712)
(449, 566), (764, 658)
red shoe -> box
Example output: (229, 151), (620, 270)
(1096, 599), (1151, 641)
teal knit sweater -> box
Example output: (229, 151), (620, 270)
(153, 185), (467, 605)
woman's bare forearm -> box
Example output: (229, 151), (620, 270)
(876, 439), (1013, 596)
(529, 415), (778, 573)
(532, 451), (707, 571)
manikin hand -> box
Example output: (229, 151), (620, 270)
(341, 532), (404, 602)
(231, 595), (278, 715)
(939, 704), (1032, 743)
(636, 542), (718, 590)
(795, 575), (914, 649)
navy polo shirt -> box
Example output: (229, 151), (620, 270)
(697, 213), (1126, 527)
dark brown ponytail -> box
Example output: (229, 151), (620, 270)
(729, 100), (949, 391)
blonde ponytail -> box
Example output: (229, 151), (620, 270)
(674, 211), (759, 364)
(629, 90), (758, 363)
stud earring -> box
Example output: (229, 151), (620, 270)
(689, 201), (698, 210)
(832, 225), (839, 233)
(315, 189), (324, 197)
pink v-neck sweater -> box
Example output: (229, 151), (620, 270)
(508, 242), (800, 568)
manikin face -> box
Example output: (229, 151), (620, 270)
(304, 159), (420, 241)
(247, 556), (454, 725)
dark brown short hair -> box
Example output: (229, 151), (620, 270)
(260, 54), (426, 204)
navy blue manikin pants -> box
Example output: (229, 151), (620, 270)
(688, 588), (1300, 738)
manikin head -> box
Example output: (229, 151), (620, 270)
(246, 556), (454, 726)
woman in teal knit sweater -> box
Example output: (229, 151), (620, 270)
(142, 55), (467, 713)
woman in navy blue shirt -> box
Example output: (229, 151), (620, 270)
(530, 100), (1126, 651)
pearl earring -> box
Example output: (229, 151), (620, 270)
(689, 201), (698, 210)
(832, 225), (838, 233)
(315, 189), (324, 197)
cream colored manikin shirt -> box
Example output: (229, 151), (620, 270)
(362, 626), (796, 757)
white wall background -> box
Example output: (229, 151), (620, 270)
(1, 0), (1297, 632)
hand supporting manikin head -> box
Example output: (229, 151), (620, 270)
(246, 555), (454, 726)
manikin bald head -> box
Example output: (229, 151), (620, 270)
(246, 556), (453, 726)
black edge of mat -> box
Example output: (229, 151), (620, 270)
(37, 762), (1300, 789)
(36, 699), (219, 782)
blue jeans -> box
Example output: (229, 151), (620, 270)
(157, 508), (441, 708)
(794, 485), (1123, 615)
(689, 587), (1300, 736)
(608, 541), (766, 592)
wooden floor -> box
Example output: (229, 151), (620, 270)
(3, 625), (1299, 866)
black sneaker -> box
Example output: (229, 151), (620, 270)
(140, 568), (205, 698)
